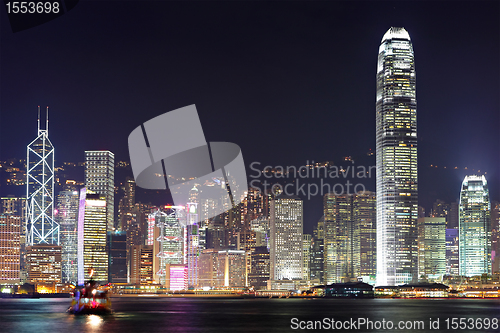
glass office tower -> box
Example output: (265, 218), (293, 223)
(459, 175), (491, 276)
(376, 27), (418, 285)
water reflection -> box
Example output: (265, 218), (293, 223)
(87, 314), (103, 330)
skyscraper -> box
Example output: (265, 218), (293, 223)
(55, 188), (80, 283)
(354, 191), (377, 278)
(459, 175), (491, 276)
(85, 151), (115, 230)
(324, 193), (354, 284)
(417, 217), (446, 281)
(0, 215), (21, 284)
(323, 192), (375, 284)
(77, 189), (108, 283)
(26, 107), (58, 245)
(376, 27), (418, 285)
(269, 195), (303, 281)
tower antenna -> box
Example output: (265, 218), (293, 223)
(37, 106), (40, 132)
(46, 106), (49, 133)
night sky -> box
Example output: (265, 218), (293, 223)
(1, 1), (498, 233)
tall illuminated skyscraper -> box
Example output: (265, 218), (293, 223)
(55, 188), (80, 283)
(77, 189), (108, 283)
(459, 175), (491, 276)
(85, 151), (115, 230)
(26, 107), (58, 245)
(376, 27), (418, 285)
(270, 195), (303, 281)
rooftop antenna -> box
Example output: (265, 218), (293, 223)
(37, 106), (41, 133)
(46, 106), (49, 133)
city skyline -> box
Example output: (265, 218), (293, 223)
(0, 2), (498, 221)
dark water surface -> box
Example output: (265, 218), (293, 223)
(1, 297), (499, 332)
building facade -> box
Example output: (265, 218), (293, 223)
(108, 230), (127, 283)
(129, 245), (154, 285)
(302, 234), (311, 280)
(376, 27), (418, 285)
(55, 189), (79, 283)
(459, 175), (491, 276)
(26, 244), (62, 284)
(248, 246), (270, 290)
(0, 215), (22, 284)
(270, 196), (303, 281)
(445, 229), (459, 276)
(26, 108), (58, 246)
(417, 217), (446, 281)
(85, 151), (115, 231)
(78, 189), (108, 283)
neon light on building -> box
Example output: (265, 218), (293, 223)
(77, 188), (86, 286)
(169, 265), (188, 291)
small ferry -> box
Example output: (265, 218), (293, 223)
(68, 270), (112, 315)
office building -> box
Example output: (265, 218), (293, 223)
(270, 195), (303, 281)
(151, 208), (184, 286)
(198, 249), (219, 288)
(446, 229), (459, 275)
(1, 196), (26, 218)
(129, 245), (153, 285)
(417, 217), (446, 281)
(302, 234), (311, 280)
(459, 175), (491, 276)
(492, 202), (499, 273)
(324, 192), (376, 284)
(108, 230), (127, 283)
(0, 215), (22, 284)
(26, 244), (62, 284)
(248, 246), (270, 290)
(26, 107), (58, 245)
(324, 193), (356, 283)
(85, 150), (115, 230)
(217, 249), (246, 287)
(77, 189), (108, 284)
(55, 189), (79, 283)
(376, 27), (418, 285)
(354, 191), (377, 277)
(166, 264), (188, 290)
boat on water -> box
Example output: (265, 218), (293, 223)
(68, 270), (112, 315)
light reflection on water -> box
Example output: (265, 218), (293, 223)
(87, 314), (103, 330)
(0, 298), (499, 333)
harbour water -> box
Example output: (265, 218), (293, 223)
(1, 297), (499, 332)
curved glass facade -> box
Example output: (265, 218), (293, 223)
(376, 27), (418, 286)
(459, 175), (491, 276)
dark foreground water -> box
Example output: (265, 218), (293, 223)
(1, 297), (499, 333)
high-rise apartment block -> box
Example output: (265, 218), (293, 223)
(459, 175), (491, 276)
(376, 27), (418, 285)
(85, 151), (115, 230)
